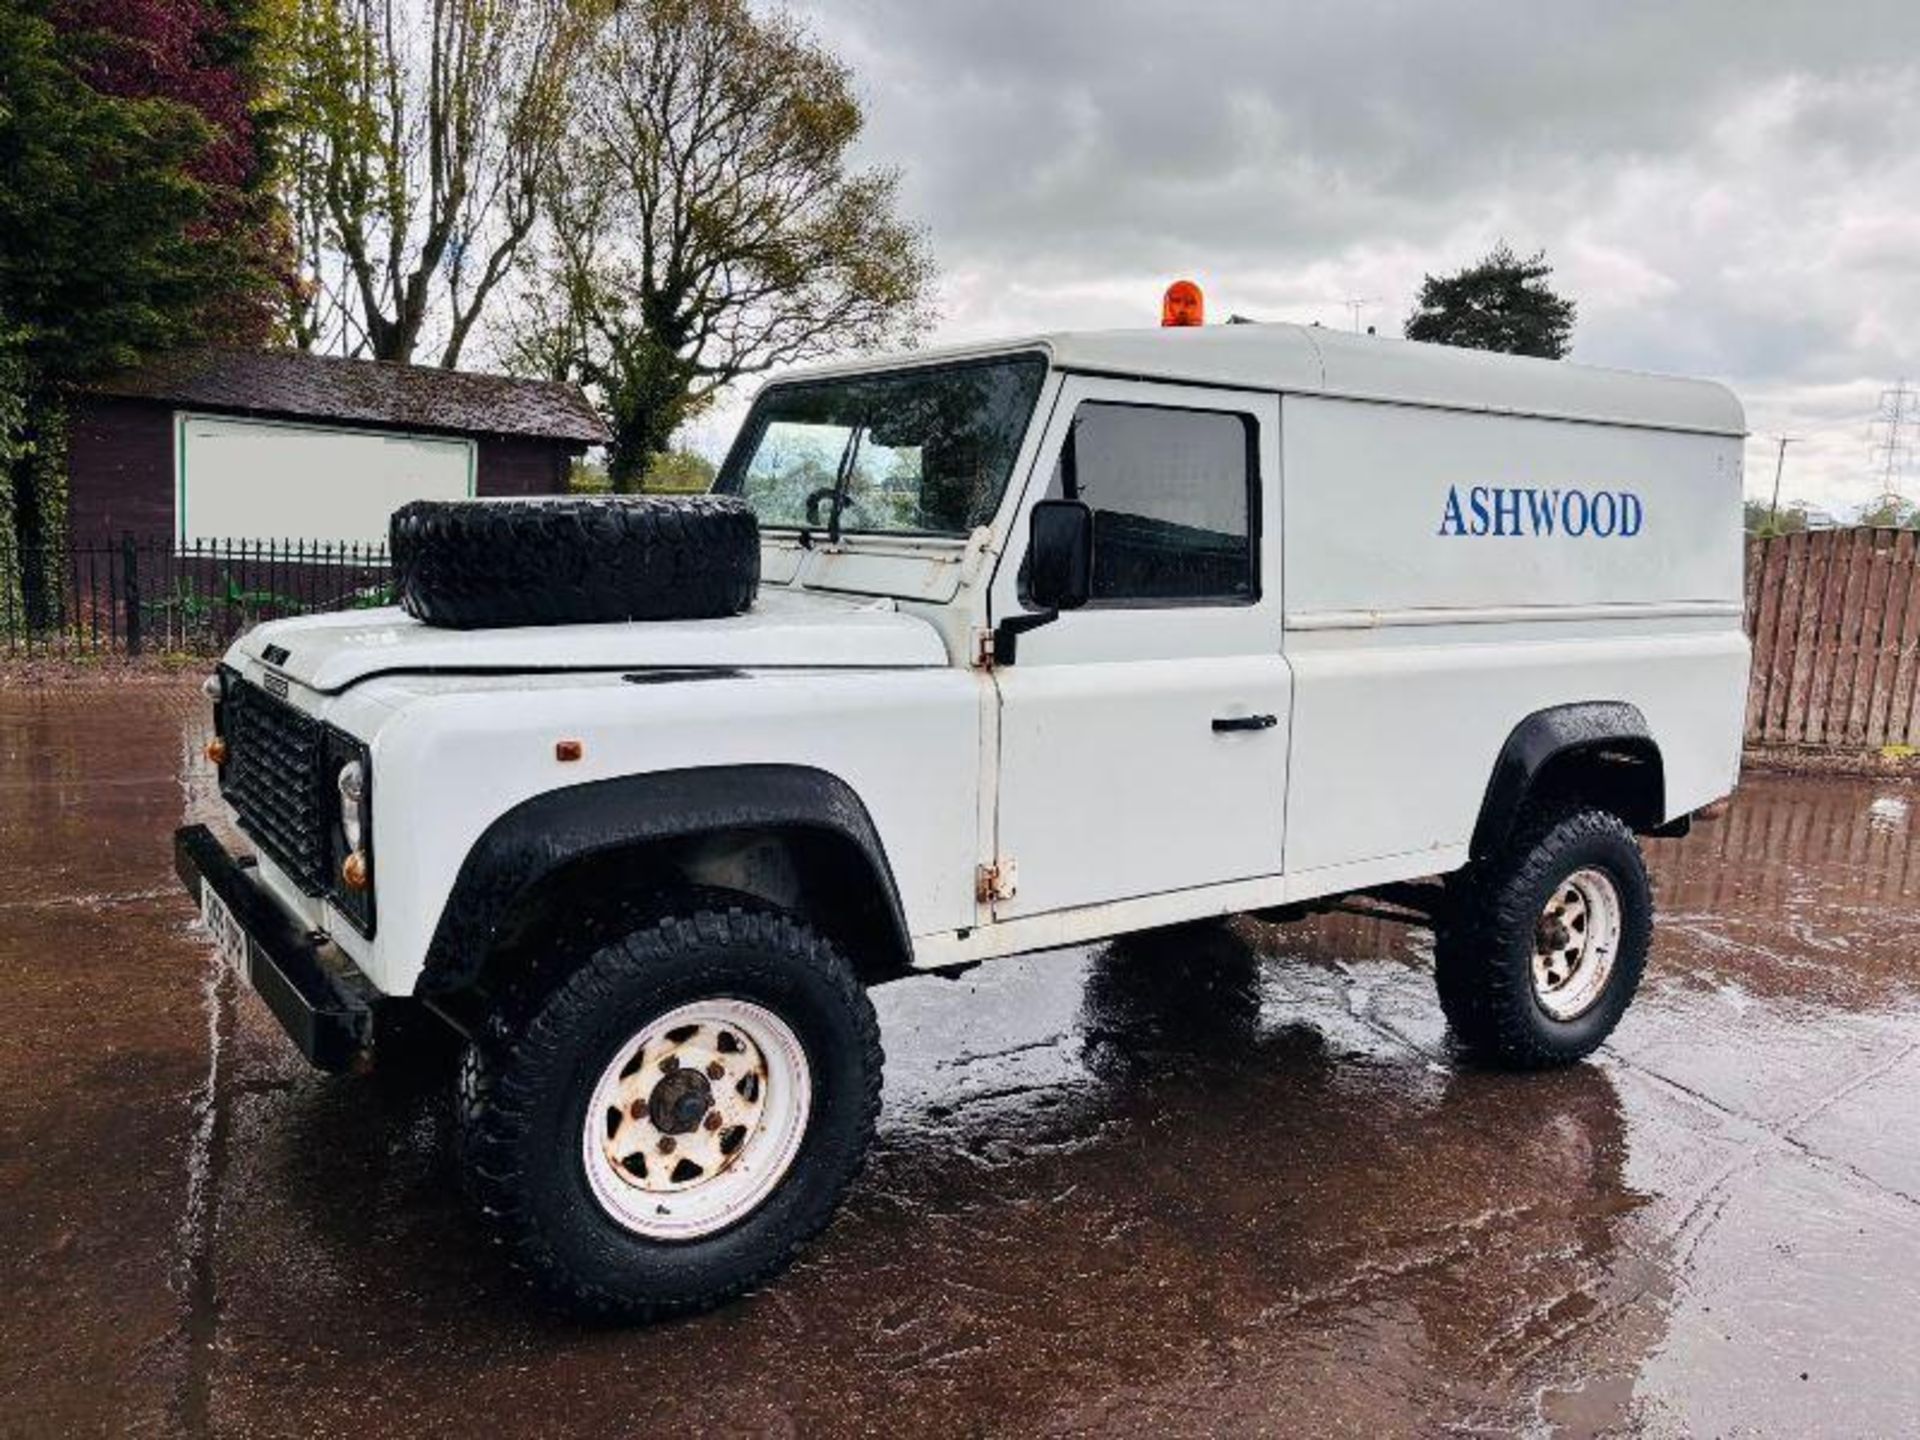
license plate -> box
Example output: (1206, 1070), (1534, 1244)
(200, 884), (251, 985)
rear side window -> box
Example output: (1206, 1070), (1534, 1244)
(1044, 402), (1258, 605)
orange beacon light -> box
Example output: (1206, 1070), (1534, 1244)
(1161, 280), (1204, 327)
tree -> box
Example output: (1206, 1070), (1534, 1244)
(284, 0), (589, 366)
(0, 0), (281, 604)
(0, 0), (279, 382)
(1404, 243), (1575, 359)
(1744, 498), (1809, 537)
(514, 0), (934, 489)
(1857, 497), (1918, 530)
(56, 0), (288, 343)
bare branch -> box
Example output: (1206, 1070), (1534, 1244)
(526, 0), (933, 483)
(283, 0), (586, 364)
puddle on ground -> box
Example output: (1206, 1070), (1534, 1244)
(2, 682), (1917, 1434)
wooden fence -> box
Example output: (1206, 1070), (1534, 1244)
(1744, 529), (1920, 749)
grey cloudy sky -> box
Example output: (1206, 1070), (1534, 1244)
(721, 0), (1920, 515)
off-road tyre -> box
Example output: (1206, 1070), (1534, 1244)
(455, 906), (882, 1321)
(391, 495), (759, 630)
(1435, 806), (1652, 1069)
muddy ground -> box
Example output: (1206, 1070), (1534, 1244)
(2, 678), (1918, 1437)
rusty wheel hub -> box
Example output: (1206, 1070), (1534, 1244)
(581, 999), (813, 1241)
(1531, 867), (1623, 1022)
(648, 1067), (714, 1135)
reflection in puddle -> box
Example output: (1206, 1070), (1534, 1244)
(1868, 793), (1910, 833)
(12, 684), (1920, 1434)
(157, 701), (1920, 1434)
(1657, 774), (1920, 917)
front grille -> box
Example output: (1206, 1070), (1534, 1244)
(221, 677), (330, 893)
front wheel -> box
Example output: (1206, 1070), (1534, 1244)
(1435, 807), (1653, 1069)
(456, 906), (883, 1320)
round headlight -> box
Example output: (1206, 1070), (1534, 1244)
(337, 760), (366, 850)
(202, 672), (222, 702)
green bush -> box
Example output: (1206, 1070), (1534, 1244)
(0, 322), (24, 629)
(570, 450), (715, 496)
(643, 449), (716, 493)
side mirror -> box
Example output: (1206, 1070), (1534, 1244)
(1026, 499), (1092, 612)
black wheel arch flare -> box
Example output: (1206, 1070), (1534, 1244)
(1470, 702), (1666, 859)
(417, 764), (913, 996)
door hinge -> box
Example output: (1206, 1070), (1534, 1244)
(976, 859), (1018, 903)
(973, 627), (996, 669)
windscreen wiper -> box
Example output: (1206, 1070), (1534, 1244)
(826, 424), (865, 546)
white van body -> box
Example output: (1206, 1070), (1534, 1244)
(176, 320), (1748, 1315)
(192, 320), (1746, 1008)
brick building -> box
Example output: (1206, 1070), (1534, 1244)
(68, 348), (607, 544)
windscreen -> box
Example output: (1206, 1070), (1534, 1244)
(715, 355), (1048, 537)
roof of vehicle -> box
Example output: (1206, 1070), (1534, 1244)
(786, 323), (1746, 437)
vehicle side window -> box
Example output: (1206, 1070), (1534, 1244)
(1033, 401), (1258, 606)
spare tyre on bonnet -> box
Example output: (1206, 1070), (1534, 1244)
(390, 494), (760, 630)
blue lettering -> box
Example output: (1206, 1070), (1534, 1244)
(1562, 490), (1590, 536)
(1524, 489), (1558, 536)
(1492, 487), (1523, 536)
(1442, 485), (1642, 538)
(1591, 490), (1618, 537)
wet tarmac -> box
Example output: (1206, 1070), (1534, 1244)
(3, 677), (1919, 1436)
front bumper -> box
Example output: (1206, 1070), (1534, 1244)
(174, 824), (375, 1072)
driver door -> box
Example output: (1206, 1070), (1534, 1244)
(986, 377), (1290, 919)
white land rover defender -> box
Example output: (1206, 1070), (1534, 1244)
(177, 322), (1748, 1318)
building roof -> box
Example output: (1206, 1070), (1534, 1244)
(784, 323), (1747, 438)
(92, 348), (609, 445)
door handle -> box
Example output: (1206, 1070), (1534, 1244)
(1212, 713), (1278, 733)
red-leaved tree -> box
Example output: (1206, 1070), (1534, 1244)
(52, 0), (285, 344)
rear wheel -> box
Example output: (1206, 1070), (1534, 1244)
(1435, 807), (1652, 1069)
(457, 905), (882, 1320)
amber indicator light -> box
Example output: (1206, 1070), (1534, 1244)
(1161, 279), (1205, 327)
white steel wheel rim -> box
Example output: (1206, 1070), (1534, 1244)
(581, 999), (812, 1242)
(1531, 867), (1623, 1021)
